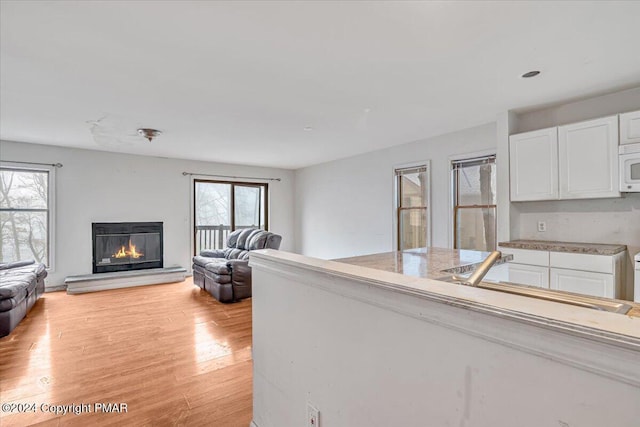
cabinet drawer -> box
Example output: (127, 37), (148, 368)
(506, 263), (549, 288)
(498, 247), (549, 266)
(550, 268), (615, 298)
(549, 252), (613, 274)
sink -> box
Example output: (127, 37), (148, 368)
(435, 276), (633, 314)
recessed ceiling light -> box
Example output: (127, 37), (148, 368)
(303, 126), (313, 131)
(521, 70), (541, 78)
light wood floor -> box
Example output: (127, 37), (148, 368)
(0, 279), (253, 426)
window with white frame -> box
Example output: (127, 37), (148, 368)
(395, 165), (428, 250)
(0, 165), (54, 267)
(452, 155), (496, 251)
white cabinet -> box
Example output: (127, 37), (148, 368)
(549, 251), (613, 274)
(507, 264), (549, 288)
(502, 247), (549, 266)
(619, 110), (640, 145)
(498, 245), (551, 289)
(550, 268), (614, 298)
(509, 115), (621, 201)
(558, 115), (620, 199)
(498, 245), (624, 298)
(509, 128), (559, 201)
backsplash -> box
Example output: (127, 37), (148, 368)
(514, 195), (640, 246)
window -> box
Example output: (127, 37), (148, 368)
(452, 155), (496, 251)
(194, 180), (268, 254)
(395, 165), (428, 250)
(0, 166), (54, 267)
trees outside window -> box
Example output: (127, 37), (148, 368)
(0, 168), (51, 266)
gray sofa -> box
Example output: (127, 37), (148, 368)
(0, 260), (47, 337)
(192, 228), (282, 302)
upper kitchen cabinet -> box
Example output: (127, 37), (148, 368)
(619, 110), (640, 145)
(558, 115), (619, 199)
(509, 127), (559, 201)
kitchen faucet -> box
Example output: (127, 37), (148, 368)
(453, 251), (502, 287)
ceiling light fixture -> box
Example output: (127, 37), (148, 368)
(137, 128), (162, 142)
(521, 70), (541, 78)
(303, 126), (313, 131)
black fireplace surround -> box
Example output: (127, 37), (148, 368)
(92, 222), (163, 274)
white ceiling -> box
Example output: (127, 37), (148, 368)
(1, 1), (640, 170)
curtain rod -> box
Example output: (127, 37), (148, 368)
(182, 172), (281, 182)
(2, 160), (63, 168)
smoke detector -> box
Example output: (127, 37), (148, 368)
(137, 128), (162, 142)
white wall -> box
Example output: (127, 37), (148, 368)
(251, 253), (640, 427)
(510, 87), (640, 299)
(0, 140), (295, 287)
(294, 123), (497, 259)
(295, 86), (640, 299)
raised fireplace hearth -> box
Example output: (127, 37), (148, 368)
(92, 222), (163, 274)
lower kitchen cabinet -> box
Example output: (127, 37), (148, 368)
(550, 268), (615, 298)
(497, 245), (625, 299)
(507, 264), (549, 288)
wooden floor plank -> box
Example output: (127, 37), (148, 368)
(0, 279), (253, 426)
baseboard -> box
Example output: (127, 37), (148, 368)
(45, 285), (67, 292)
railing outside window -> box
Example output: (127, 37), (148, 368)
(194, 224), (257, 253)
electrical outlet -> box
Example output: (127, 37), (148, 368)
(537, 221), (547, 232)
(307, 402), (320, 427)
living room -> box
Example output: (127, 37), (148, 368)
(2, 1), (640, 427)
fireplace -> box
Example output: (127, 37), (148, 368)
(92, 222), (163, 274)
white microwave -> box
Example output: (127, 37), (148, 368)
(620, 142), (640, 192)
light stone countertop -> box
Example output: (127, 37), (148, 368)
(252, 249), (640, 344)
(498, 239), (627, 255)
(335, 247), (513, 280)
(335, 247), (639, 319)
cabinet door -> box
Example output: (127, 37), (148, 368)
(506, 263), (549, 288)
(619, 110), (640, 145)
(549, 268), (615, 298)
(482, 263), (508, 283)
(558, 115), (620, 199)
(509, 128), (559, 201)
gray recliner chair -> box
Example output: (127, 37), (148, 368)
(192, 228), (282, 302)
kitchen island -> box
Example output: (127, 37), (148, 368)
(335, 247), (513, 279)
(337, 247), (639, 318)
(249, 248), (640, 427)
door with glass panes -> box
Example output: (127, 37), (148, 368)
(395, 166), (428, 250)
(194, 180), (267, 254)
